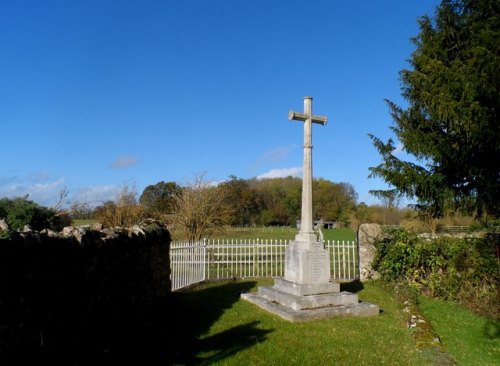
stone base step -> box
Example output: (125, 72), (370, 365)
(241, 292), (379, 322)
(273, 277), (340, 296)
(258, 285), (358, 311)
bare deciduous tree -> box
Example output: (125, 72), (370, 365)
(173, 173), (234, 242)
(53, 186), (69, 211)
(94, 181), (145, 227)
(70, 201), (93, 219)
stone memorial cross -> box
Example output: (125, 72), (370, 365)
(241, 97), (379, 321)
(289, 96), (327, 243)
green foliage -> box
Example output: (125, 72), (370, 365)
(139, 181), (181, 218)
(148, 175), (358, 228)
(314, 179), (357, 226)
(370, 0), (500, 218)
(0, 196), (59, 231)
(248, 176), (356, 226)
(0, 229), (14, 240)
(372, 229), (419, 281)
(251, 176), (302, 226)
(219, 176), (259, 226)
(373, 228), (499, 318)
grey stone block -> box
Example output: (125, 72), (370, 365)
(241, 292), (379, 322)
(273, 277), (340, 296)
(258, 285), (358, 310)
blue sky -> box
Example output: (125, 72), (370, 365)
(0, 0), (441, 208)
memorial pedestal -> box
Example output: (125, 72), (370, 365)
(284, 240), (331, 284)
(241, 277), (379, 322)
(242, 240), (379, 322)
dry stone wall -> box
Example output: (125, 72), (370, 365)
(0, 219), (171, 359)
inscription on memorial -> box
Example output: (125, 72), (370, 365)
(285, 248), (299, 279)
(308, 250), (326, 282)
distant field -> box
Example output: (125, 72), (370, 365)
(321, 228), (356, 241)
(211, 227), (356, 242)
(72, 219), (97, 226)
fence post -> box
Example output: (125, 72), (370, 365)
(203, 238), (207, 281)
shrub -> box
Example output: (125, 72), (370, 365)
(93, 182), (145, 227)
(0, 197), (59, 231)
(372, 228), (499, 318)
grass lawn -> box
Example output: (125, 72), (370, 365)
(322, 228), (356, 241)
(418, 296), (499, 366)
(167, 279), (431, 365)
(72, 218), (97, 226)
(212, 226), (297, 240)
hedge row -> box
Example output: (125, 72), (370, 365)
(372, 229), (499, 319)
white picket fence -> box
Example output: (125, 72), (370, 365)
(170, 238), (359, 291)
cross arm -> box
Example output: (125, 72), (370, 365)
(288, 111), (328, 125)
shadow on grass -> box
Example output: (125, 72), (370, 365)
(197, 320), (272, 365)
(340, 279), (364, 293)
(483, 318), (499, 340)
(3, 280), (270, 365)
(163, 280), (272, 365)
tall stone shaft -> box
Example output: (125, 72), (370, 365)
(288, 96), (327, 243)
(301, 96), (314, 236)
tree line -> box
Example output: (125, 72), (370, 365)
(138, 175), (357, 228)
(63, 174), (427, 241)
(83, 175), (484, 240)
(0, 175), (482, 242)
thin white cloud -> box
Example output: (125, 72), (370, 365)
(27, 170), (51, 182)
(109, 155), (139, 169)
(0, 172), (119, 209)
(250, 145), (297, 171)
(72, 185), (118, 207)
(257, 167), (303, 180)
(258, 146), (296, 163)
(0, 174), (66, 207)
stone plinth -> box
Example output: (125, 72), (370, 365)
(284, 240), (330, 284)
(241, 233), (379, 322)
(274, 277), (339, 296)
(259, 286), (357, 311)
(241, 293), (379, 322)
(241, 277), (379, 322)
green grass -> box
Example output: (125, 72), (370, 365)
(72, 218), (97, 226)
(218, 226), (297, 240)
(418, 296), (499, 366)
(322, 228), (356, 241)
(169, 279), (432, 365)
